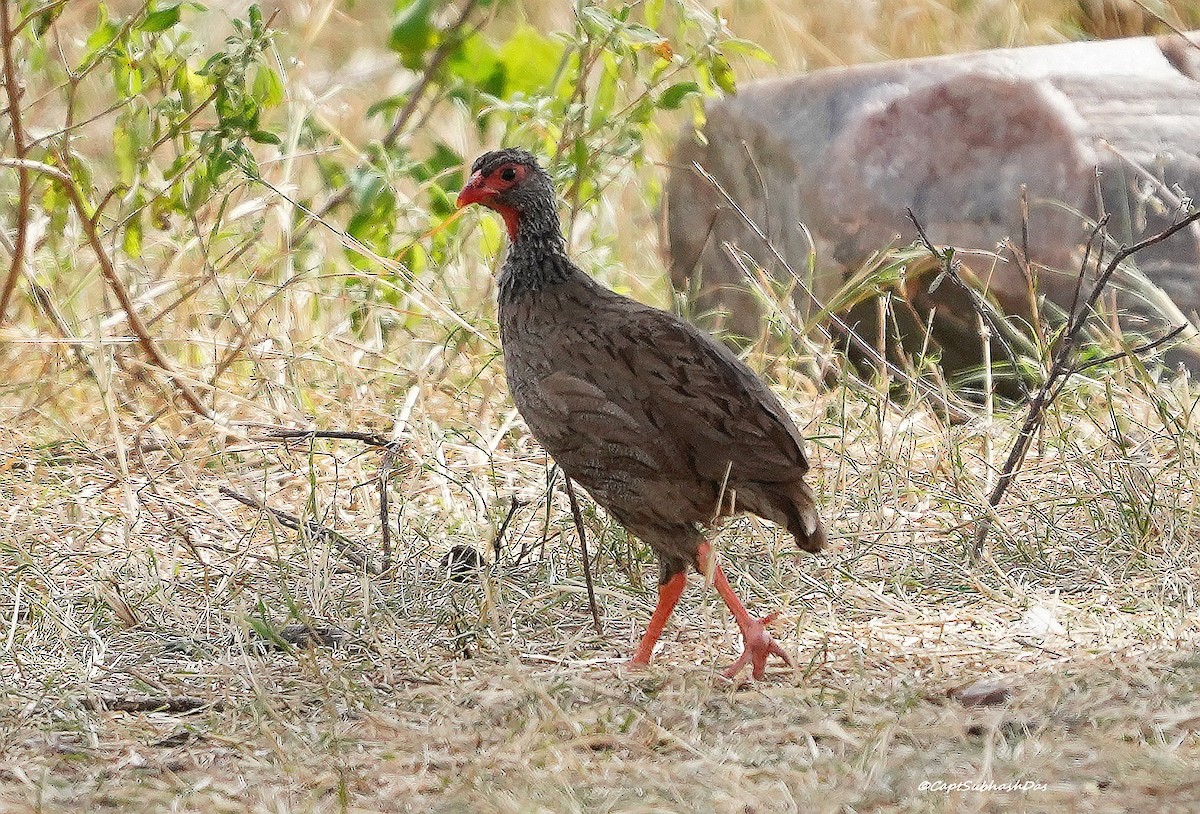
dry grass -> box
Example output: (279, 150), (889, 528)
(3, 1), (1200, 812)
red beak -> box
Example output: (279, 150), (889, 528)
(456, 171), (495, 209)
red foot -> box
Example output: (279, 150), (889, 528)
(722, 611), (791, 681)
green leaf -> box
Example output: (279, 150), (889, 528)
(478, 215), (503, 257)
(173, 63), (211, 104)
(207, 147), (235, 181)
(198, 52), (231, 78)
(113, 122), (138, 182)
(83, 4), (120, 62)
(151, 196), (175, 229)
(114, 58), (144, 97)
(644, 0), (664, 28)
(580, 6), (618, 35)
(351, 168), (387, 209)
(366, 95), (404, 120)
(251, 65), (284, 106)
(31, 4), (64, 38)
(445, 32), (504, 97)
(589, 51), (619, 129)
(216, 86), (258, 129)
(227, 142), (257, 177)
(250, 129), (281, 145)
(657, 81), (699, 110)
(389, 0), (435, 70)
(123, 214), (143, 258)
(497, 26), (564, 97)
(720, 38), (775, 64)
(621, 22), (663, 45)
(427, 185), (455, 218)
(710, 54), (736, 94)
(140, 4), (181, 33)
(409, 141), (462, 185)
(247, 618), (290, 652)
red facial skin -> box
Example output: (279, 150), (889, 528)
(456, 163), (530, 240)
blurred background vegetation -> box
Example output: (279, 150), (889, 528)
(4, 0), (1199, 436)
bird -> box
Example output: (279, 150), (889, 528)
(456, 148), (825, 679)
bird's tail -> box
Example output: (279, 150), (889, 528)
(776, 480), (826, 553)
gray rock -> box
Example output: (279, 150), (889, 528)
(668, 33), (1200, 373)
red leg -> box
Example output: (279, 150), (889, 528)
(699, 542), (791, 680)
(629, 571), (687, 668)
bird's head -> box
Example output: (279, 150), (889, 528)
(456, 148), (556, 241)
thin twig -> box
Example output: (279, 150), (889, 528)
(564, 476), (602, 635)
(23, 271), (147, 419)
(1010, 183), (1047, 352)
(219, 485), (382, 575)
(492, 495), (522, 565)
(22, 151), (215, 419)
(253, 427), (401, 570)
(78, 695), (225, 713)
(378, 449), (394, 573)
(1070, 323), (1190, 375)
(691, 162), (974, 423)
(26, 97), (131, 149)
(973, 207), (1200, 557)
(517, 463), (559, 566)
(1130, 0), (1200, 46)
(0, 0), (33, 322)
(1019, 183), (1031, 276)
(1077, 211), (1200, 326)
(381, 0), (480, 148)
(1065, 216), (1110, 337)
(906, 208), (1030, 398)
(14, 0), (69, 35)
(255, 427), (395, 449)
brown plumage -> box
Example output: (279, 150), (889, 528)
(457, 148), (826, 679)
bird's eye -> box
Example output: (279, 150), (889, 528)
(499, 166), (517, 182)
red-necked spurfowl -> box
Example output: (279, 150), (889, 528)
(457, 148), (826, 679)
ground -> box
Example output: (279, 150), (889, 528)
(3, 394), (1199, 812)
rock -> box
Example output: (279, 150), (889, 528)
(667, 32), (1200, 376)
(950, 678), (1013, 707)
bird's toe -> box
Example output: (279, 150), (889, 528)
(724, 614), (790, 681)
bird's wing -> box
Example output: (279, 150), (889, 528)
(557, 300), (811, 484)
(518, 370), (670, 472)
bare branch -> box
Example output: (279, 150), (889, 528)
(219, 485), (382, 575)
(0, 0), (33, 322)
(255, 427), (397, 450)
(51, 154), (214, 419)
(78, 695), (225, 714)
(974, 207), (1200, 557)
(906, 207), (1030, 398)
(1070, 323), (1191, 375)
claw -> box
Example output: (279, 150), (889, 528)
(722, 613), (791, 681)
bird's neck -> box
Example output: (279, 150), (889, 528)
(497, 215), (581, 304)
